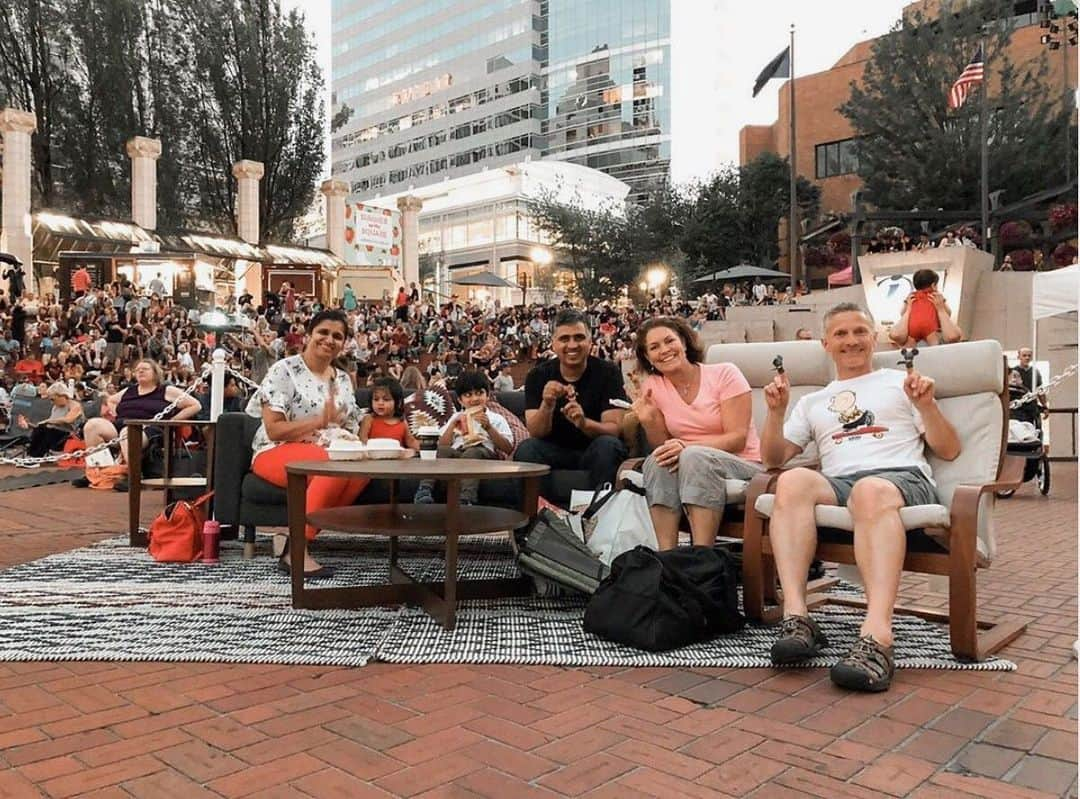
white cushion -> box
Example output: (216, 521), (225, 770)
(754, 493), (951, 530)
(724, 478), (749, 505)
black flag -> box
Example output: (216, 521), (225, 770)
(752, 46), (790, 97)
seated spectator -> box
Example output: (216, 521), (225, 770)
(72, 359), (202, 490)
(515, 309), (628, 490)
(794, 328), (813, 341)
(492, 363), (515, 393)
(248, 310), (366, 578)
(27, 381), (83, 457)
(632, 317), (762, 549)
(760, 303), (960, 692)
(413, 370), (514, 505)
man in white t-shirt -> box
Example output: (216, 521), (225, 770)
(760, 303), (960, 692)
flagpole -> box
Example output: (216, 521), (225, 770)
(980, 28), (990, 253)
(789, 23), (799, 287)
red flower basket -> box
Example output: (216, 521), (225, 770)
(827, 231), (851, 252)
(1052, 243), (1078, 267)
(999, 220), (1032, 247)
(1049, 203), (1077, 232)
(1008, 249), (1035, 271)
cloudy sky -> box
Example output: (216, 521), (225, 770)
(285, 0), (908, 184)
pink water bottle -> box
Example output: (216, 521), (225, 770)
(202, 520), (221, 564)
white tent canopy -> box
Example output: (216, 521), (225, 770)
(1032, 264), (1079, 320)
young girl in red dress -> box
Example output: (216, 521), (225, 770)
(359, 377), (420, 450)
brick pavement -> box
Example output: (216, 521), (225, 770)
(0, 465), (1075, 798)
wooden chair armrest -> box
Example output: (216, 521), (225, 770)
(744, 468), (785, 515)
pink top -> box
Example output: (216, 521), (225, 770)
(644, 362), (762, 462)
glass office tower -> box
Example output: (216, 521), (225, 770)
(540, 0), (671, 201)
(330, 0), (545, 199)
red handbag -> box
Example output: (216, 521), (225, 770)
(148, 492), (214, 563)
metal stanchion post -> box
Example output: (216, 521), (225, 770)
(210, 349), (226, 423)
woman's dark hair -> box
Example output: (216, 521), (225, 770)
(634, 316), (705, 375)
(455, 369), (491, 396)
(369, 376), (405, 417)
(306, 308), (349, 335)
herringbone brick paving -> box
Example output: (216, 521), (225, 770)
(0, 465), (1074, 798)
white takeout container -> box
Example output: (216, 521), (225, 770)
(328, 440), (367, 461)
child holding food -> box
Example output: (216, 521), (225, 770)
(413, 370), (514, 505)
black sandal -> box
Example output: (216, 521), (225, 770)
(273, 536), (336, 580)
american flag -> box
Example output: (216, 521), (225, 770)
(948, 47), (984, 110)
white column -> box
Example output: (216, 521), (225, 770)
(126, 136), (162, 230)
(0, 108), (37, 295)
(396, 195), (423, 289)
(320, 179), (349, 258)
(232, 160), (265, 245)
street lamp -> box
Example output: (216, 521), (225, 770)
(1040, 0), (1078, 182)
(530, 246), (552, 266)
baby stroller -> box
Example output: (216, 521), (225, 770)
(997, 384), (1050, 498)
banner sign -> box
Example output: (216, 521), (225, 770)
(344, 202), (401, 268)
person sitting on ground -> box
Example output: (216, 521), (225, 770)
(888, 269), (962, 347)
(632, 317), (762, 549)
(413, 370), (514, 506)
(249, 310), (366, 579)
(760, 302), (960, 692)
(27, 381), (84, 457)
(72, 359), (202, 491)
(515, 309), (629, 493)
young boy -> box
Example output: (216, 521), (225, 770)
(888, 269), (962, 347)
(413, 370), (514, 505)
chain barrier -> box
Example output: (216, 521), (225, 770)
(1009, 363), (1078, 410)
(0, 366), (210, 469)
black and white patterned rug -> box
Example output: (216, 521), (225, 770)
(0, 535), (1014, 671)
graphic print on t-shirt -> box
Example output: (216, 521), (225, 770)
(827, 389), (888, 443)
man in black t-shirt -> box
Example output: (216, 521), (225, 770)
(516, 308), (629, 494)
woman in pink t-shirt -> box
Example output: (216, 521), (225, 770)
(632, 317), (762, 549)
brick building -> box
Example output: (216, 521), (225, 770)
(740, 1), (1077, 217)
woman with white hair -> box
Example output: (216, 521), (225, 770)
(26, 382), (84, 457)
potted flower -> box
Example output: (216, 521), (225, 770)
(1049, 203), (1077, 232)
(1052, 243), (1078, 267)
(827, 231), (851, 252)
(1008, 248), (1035, 271)
(999, 220), (1033, 247)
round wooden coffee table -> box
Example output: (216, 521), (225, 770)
(284, 458), (550, 629)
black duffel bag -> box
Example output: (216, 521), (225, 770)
(583, 545), (744, 651)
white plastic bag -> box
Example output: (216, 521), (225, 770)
(580, 471), (657, 566)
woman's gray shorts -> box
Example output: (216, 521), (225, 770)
(642, 445), (763, 511)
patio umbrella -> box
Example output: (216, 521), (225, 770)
(0, 252), (21, 266)
(693, 264), (791, 283)
(827, 264), (853, 287)
(450, 271), (520, 289)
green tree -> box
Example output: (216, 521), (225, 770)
(680, 154), (819, 277)
(841, 0), (1075, 211)
(183, 0), (325, 242)
(0, 0), (73, 207)
(62, 0), (197, 220)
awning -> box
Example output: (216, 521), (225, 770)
(827, 265), (853, 286)
(157, 232), (262, 261)
(1032, 265), (1079, 320)
(263, 244), (345, 268)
